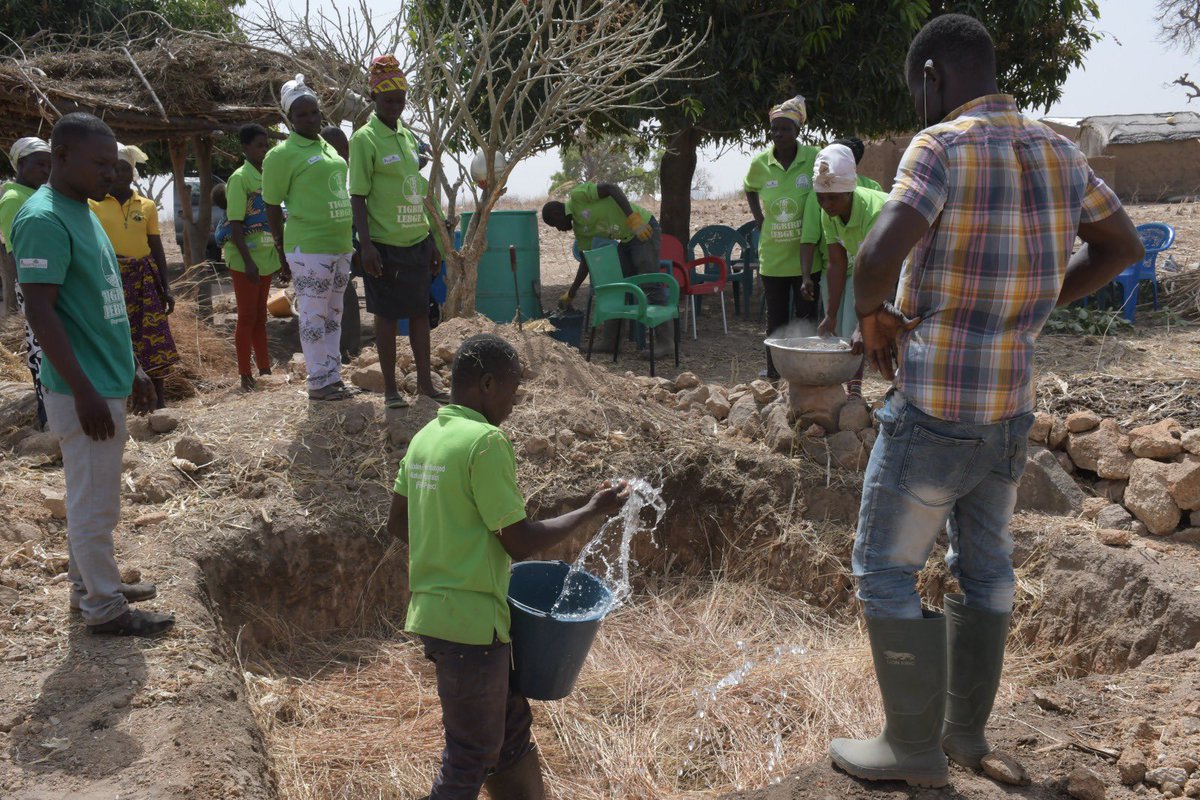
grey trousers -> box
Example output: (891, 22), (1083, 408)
(44, 390), (129, 625)
(617, 217), (666, 306)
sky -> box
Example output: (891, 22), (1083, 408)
(193, 0), (1200, 209)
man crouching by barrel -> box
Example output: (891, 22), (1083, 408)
(387, 333), (628, 799)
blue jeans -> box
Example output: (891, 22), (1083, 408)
(852, 391), (1034, 619)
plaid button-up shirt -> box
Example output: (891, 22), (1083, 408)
(890, 94), (1123, 423)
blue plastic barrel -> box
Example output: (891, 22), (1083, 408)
(459, 210), (541, 323)
(507, 561), (612, 701)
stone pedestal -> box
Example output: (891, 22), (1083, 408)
(785, 382), (847, 432)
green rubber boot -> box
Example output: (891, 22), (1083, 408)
(829, 612), (949, 788)
(942, 593), (1010, 769)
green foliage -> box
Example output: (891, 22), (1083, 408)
(1044, 305), (1132, 336)
(549, 135), (662, 199)
(609, 0), (1099, 145)
(0, 0), (243, 46)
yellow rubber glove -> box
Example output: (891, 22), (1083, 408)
(557, 290), (575, 309)
(627, 212), (653, 242)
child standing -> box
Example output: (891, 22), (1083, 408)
(388, 333), (627, 799)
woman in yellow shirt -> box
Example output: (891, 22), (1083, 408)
(90, 144), (179, 408)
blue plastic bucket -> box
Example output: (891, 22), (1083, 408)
(507, 561), (612, 701)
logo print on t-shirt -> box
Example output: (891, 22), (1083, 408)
(105, 269), (120, 288)
(772, 197), (798, 222)
(403, 174), (424, 205)
(795, 175), (811, 189)
(328, 170), (349, 199)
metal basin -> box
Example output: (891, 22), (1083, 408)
(765, 336), (863, 386)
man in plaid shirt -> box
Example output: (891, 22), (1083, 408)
(829, 14), (1145, 788)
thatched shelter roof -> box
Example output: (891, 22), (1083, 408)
(0, 35), (339, 145)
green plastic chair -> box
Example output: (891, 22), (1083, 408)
(582, 244), (681, 377)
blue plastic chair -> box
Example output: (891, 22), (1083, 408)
(1112, 223), (1175, 322)
(689, 225), (753, 319)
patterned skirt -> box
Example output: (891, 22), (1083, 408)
(119, 255), (179, 378)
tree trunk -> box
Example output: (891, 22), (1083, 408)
(167, 140), (195, 264)
(658, 125), (701, 247)
(192, 136), (214, 265)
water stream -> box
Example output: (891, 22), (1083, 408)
(548, 477), (666, 619)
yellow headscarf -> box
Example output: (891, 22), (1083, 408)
(769, 95), (807, 127)
(368, 55), (408, 94)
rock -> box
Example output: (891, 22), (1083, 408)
(750, 379), (779, 405)
(132, 512), (167, 528)
(1129, 418), (1184, 458)
(1183, 429), (1200, 456)
(1148, 768), (1191, 788)
(555, 429), (576, 450)
(828, 429), (869, 470)
(1068, 419), (1133, 478)
(148, 409), (180, 434)
(1170, 755), (1199, 774)
(1080, 496), (1110, 521)
(704, 395), (731, 421)
(15, 431), (60, 459)
(1184, 779), (1200, 798)
(2, 522), (39, 543)
(804, 424), (826, 438)
(728, 395), (762, 437)
(786, 383), (848, 432)
(1096, 528), (1133, 547)
(385, 396), (440, 447)
(1016, 448), (1085, 516)
(1164, 782), (1184, 798)
(523, 435), (552, 457)
(1117, 748), (1148, 785)
(127, 416), (157, 442)
(40, 488), (66, 520)
(120, 567), (142, 584)
(1174, 528), (1200, 544)
(1132, 520), (1149, 537)
(1096, 503), (1135, 530)
(1055, 451), (1076, 474)
(433, 344), (457, 364)
(1167, 457), (1200, 510)
(837, 398), (872, 433)
(1028, 412), (1054, 445)
(1066, 766), (1106, 800)
(859, 428), (877, 450)
(673, 371), (701, 391)
(762, 405), (796, 454)
(338, 402), (375, 435)
(350, 364), (387, 394)
(1066, 410), (1102, 433)
(678, 385), (710, 409)
(1095, 478), (1128, 504)
(980, 751), (1031, 786)
(1049, 416), (1070, 449)
(0, 381), (37, 431)
(174, 436), (215, 467)
(1126, 458), (1182, 535)
(1191, 509), (1200, 527)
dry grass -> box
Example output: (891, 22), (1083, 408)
(242, 575), (879, 800)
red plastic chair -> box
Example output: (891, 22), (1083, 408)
(660, 233), (728, 339)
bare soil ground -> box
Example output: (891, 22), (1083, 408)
(1, 201), (1199, 799)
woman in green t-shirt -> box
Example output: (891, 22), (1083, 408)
(743, 95), (824, 380)
(263, 75), (355, 401)
(814, 143), (888, 399)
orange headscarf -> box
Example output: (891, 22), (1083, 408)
(368, 55), (407, 94)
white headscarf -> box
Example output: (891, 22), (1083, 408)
(7, 137), (50, 168)
(281, 74), (318, 116)
(813, 143), (858, 194)
(116, 143), (149, 181)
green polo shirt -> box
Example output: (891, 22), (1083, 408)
(820, 186), (889, 277)
(12, 186), (135, 398)
(0, 181), (36, 248)
(857, 175), (883, 191)
(743, 145), (824, 277)
(395, 404), (527, 646)
(223, 161), (280, 275)
(564, 182), (652, 250)
(261, 132), (353, 254)
(348, 114), (431, 248)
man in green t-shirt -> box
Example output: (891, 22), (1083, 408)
(542, 182), (672, 357)
(1, 136), (52, 428)
(14, 113), (172, 637)
(388, 333), (627, 799)
(350, 56), (445, 408)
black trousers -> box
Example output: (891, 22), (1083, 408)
(421, 635), (534, 800)
(762, 272), (820, 376)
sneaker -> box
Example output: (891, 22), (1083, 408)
(70, 582), (158, 613)
(87, 609), (175, 637)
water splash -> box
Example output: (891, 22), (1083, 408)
(549, 477), (666, 619)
